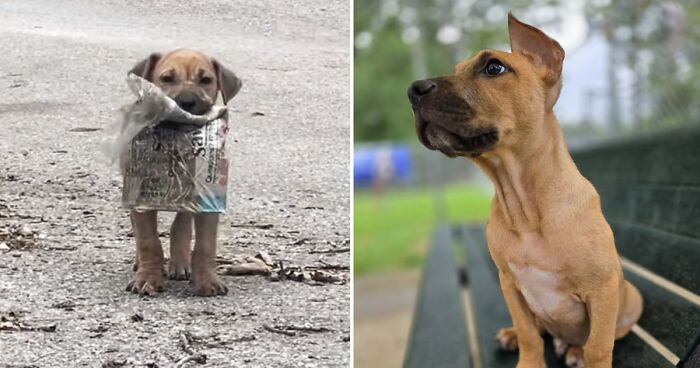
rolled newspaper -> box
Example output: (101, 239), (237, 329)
(111, 74), (230, 213)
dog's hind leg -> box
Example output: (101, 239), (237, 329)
(168, 212), (193, 280)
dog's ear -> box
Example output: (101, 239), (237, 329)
(508, 12), (564, 85)
(212, 59), (242, 104)
(128, 53), (162, 81)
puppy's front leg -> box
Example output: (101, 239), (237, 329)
(583, 279), (620, 368)
(499, 272), (545, 368)
(191, 213), (228, 296)
(169, 212), (193, 280)
(127, 210), (165, 295)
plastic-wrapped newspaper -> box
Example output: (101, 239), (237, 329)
(105, 74), (230, 213)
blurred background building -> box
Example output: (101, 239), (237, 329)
(353, 1), (700, 367)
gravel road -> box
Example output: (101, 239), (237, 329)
(0, 1), (350, 367)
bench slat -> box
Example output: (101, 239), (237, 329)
(625, 271), (700, 358)
(461, 224), (519, 368)
(612, 333), (676, 367)
(404, 225), (472, 368)
(609, 219), (700, 294)
(679, 334), (700, 367)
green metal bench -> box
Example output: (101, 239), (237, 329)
(404, 126), (700, 367)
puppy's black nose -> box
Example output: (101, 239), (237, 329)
(408, 79), (437, 105)
(178, 100), (196, 113)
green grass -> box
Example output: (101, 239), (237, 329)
(354, 183), (492, 276)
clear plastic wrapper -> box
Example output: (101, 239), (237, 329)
(104, 74), (230, 213)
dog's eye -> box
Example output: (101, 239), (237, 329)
(160, 75), (174, 83)
(200, 76), (213, 84)
(484, 60), (507, 76)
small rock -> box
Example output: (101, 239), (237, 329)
(0, 242), (8, 250)
(102, 360), (126, 368)
(18, 225), (33, 236)
(255, 251), (273, 266)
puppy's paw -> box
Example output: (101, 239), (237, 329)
(565, 346), (584, 368)
(191, 272), (228, 296)
(168, 259), (191, 280)
(496, 327), (519, 351)
(127, 270), (165, 296)
(133, 259), (168, 277)
(553, 337), (569, 358)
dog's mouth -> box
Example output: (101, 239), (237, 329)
(414, 114), (499, 158)
(176, 100), (212, 115)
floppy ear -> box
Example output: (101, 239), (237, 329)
(128, 53), (162, 81)
(212, 59), (242, 103)
(508, 12), (564, 85)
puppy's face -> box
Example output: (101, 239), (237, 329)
(408, 14), (564, 158)
(129, 49), (242, 115)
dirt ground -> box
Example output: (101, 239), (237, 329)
(0, 1), (350, 367)
(353, 271), (419, 368)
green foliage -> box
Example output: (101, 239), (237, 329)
(355, 0), (700, 142)
(354, 183), (491, 275)
(354, 0), (556, 142)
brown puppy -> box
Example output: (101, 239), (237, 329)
(127, 49), (241, 296)
(408, 14), (642, 368)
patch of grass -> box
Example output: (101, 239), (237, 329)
(354, 183), (491, 276)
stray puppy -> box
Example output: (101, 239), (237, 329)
(408, 14), (642, 367)
(126, 49), (241, 296)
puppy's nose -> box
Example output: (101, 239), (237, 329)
(179, 100), (196, 113)
(408, 79), (437, 105)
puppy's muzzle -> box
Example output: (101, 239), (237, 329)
(408, 78), (499, 157)
(174, 90), (212, 115)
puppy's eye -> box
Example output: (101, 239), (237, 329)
(160, 75), (174, 83)
(200, 76), (213, 84)
(484, 59), (507, 76)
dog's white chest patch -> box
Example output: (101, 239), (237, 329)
(507, 262), (584, 323)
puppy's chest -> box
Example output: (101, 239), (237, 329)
(507, 262), (585, 323)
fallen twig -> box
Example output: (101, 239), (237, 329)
(231, 222), (273, 230)
(308, 247), (350, 254)
(290, 237), (312, 246)
(69, 127), (102, 132)
(47, 245), (77, 251)
(217, 258), (270, 276)
(263, 324), (296, 337)
(0, 313), (56, 333)
(310, 270), (344, 284)
(175, 330), (207, 367)
(279, 325), (332, 333)
(314, 260), (349, 271)
(174, 354), (206, 368)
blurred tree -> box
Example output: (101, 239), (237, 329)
(355, 0), (700, 143)
(584, 0), (700, 131)
(354, 0), (556, 142)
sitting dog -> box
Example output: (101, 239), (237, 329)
(408, 14), (643, 367)
(126, 49), (241, 296)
